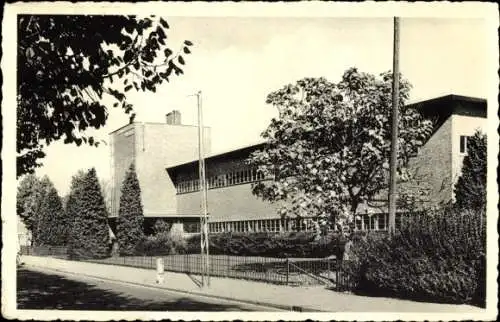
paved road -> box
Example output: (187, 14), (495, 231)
(16, 267), (281, 311)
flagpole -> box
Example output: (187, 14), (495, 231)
(388, 17), (400, 234)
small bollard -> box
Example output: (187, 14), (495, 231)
(156, 258), (164, 284)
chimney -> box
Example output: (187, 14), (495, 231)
(166, 110), (181, 125)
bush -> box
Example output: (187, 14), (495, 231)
(185, 231), (348, 258)
(346, 208), (486, 305)
(136, 231), (187, 256)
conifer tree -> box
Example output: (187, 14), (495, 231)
(69, 168), (110, 259)
(117, 163), (145, 256)
(66, 170), (87, 258)
(37, 178), (67, 245)
(454, 131), (487, 210)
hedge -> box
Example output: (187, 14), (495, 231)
(345, 208), (486, 306)
(185, 231), (353, 258)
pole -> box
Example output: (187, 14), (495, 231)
(388, 17), (400, 234)
(197, 91), (210, 287)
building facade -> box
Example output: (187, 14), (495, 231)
(108, 111), (211, 234)
(109, 95), (487, 234)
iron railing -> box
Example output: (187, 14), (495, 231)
(19, 246), (356, 290)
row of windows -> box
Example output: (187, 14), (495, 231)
(355, 213), (388, 231)
(354, 213), (409, 231)
(176, 168), (267, 194)
(185, 218), (320, 234)
(185, 214), (400, 234)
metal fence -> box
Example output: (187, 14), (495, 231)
(19, 246), (356, 290)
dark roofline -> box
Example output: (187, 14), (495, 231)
(407, 94), (486, 108)
(166, 142), (267, 171)
(109, 122), (210, 135)
(166, 94), (487, 170)
(109, 122), (134, 135)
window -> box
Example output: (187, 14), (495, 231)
(176, 167), (265, 194)
(371, 215), (378, 231)
(460, 135), (470, 154)
(363, 215), (370, 231)
(378, 214), (387, 230)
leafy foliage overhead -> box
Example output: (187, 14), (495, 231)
(249, 68), (433, 230)
(17, 15), (193, 177)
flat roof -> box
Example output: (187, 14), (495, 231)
(166, 141), (267, 170)
(407, 94), (486, 107)
(109, 122), (209, 135)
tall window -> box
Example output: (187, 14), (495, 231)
(460, 135), (470, 154)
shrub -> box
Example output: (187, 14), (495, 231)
(136, 231), (187, 256)
(346, 208), (486, 305)
(185, 231), (347, 258)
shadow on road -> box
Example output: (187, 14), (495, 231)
(16, 268), (255, 311)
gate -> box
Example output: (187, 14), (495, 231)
(285, 258), (355, 290)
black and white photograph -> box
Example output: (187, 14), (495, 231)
(2, 2), (498, 321)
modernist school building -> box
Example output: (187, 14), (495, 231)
(108, 94), (487, 235)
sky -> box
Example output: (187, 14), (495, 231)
(32, 16), (492, 196)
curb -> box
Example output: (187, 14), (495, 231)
(23, 263), (322, 313)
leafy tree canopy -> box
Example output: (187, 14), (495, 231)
(16, 174), (52, 243)
(454, 131), (487, 211)
(249, 68), (433, 231)
(16, 173), (41, 230)
(17, 15), (193, 177)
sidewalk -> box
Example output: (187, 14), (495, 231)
(21, 255), (483, 313)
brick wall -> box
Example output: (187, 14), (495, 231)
(402, 116), (453, 206)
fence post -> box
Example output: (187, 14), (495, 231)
(286, 258), (289, 286)
(156, 258), (164, 284)
(327, 259), (331, 281)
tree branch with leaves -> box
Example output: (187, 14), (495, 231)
(17, 15), (193, 177)
(249, 68), (433, 233)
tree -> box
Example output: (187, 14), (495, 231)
(66, 169), (87, 258)
(116, 163), (145, 256)
(454, 131), (487, 211)
(16, 174), (40, 231)
(16, 174), (52, 245)
(17, 15), (193, 177)
(249, 68), (433, 231)
(36, 179), (68, 245)
(68, 168), (110, 259)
